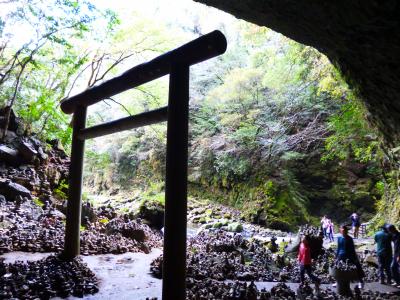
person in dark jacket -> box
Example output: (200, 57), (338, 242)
(336, 225), (365, 288)
(387, 224), (400, 287)
(350, 213), (361, 239)
(374, 225), (393, 284)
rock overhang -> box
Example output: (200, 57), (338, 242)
(194, 0), (400, 146)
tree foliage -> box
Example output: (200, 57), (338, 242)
(0, 0), (122, 145)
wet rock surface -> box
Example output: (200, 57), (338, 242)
(0, 255), (98, 299)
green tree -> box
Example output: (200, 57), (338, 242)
(0, 0), (118, 144)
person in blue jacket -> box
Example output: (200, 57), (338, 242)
(374, 225), (393, 284)
(336, 225), (365, 288)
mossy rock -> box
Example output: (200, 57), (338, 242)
(198, 217), (207, 224)
(223, 213), (232, 219)
(205, 208), (213, 216)
(204, 223), (213, 229)
(191, 216), (202, 223)
(267, 219), (292, 232)
(220, 218), (229, 226)
(212, 222), (223, 229)
(137, 199), (164, 229)
(227, 222), (243, 233)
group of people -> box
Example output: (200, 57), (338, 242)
(299, 220), (400, 290)
(298, 225), (365, 288)
(320, 215), (335, 242)
(374, 224), (400, 286)
(321, 212), (362, 242)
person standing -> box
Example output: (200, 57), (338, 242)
(298, 235), (320, 286)
(374, 225), (393, 284)
(336, 225), (365, 288)
(387, 224), (400, 287)
(321, 215), (328, 239)
(350, 213), (361, 239)
(327, 219), (335, 242)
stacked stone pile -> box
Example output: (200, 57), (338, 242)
(0, 197), (162, 255)
(151, 229), (379, 285)
(0, 255), (99, 299)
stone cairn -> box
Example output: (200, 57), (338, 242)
(0, 255), (98, 299)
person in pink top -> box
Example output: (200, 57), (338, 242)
(298, 235), (321, 285)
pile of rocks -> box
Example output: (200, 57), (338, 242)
(0, 112), (69, 205)
(0, 196), (162, 255)
(243, 224), (291, 239)
(298, 224), (323, 237)
(0, 255), (99, 299)
(151, 230), (277, 281)
(150, 254), (163, 279)
(151, 228), (379, 285)
(186, 279), (270, 299)
(0, 117), (162, 256)
(151, 278), (400, 299)
(187, 201), (242, 225)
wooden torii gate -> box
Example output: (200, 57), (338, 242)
(59, 30), (227, 300)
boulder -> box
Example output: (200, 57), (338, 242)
(81, 202), (97, 224)
(0, 130), (17, 143)
(137, 199), (164, 229)
(212, 222), (223, 229)
(285, 236), (301, 256)
(51, 210), (66, 219)
(19, 140), (38, 162)
(0, 144), (20, 165)
(48, 139), (65, 152)
(37, 147), (48, 161)
(0, 179), (31, 200)
(0, 107), (20, 132)
(20, 200), (44, 220)
(124, 228), (146, 242)
(227, 222), (243, 233)
(364, 254), (378, 267)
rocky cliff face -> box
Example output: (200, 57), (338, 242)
(195, 0), (400, 146)
(188, 147), (381, 231)
(0, 110), (69, 205)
